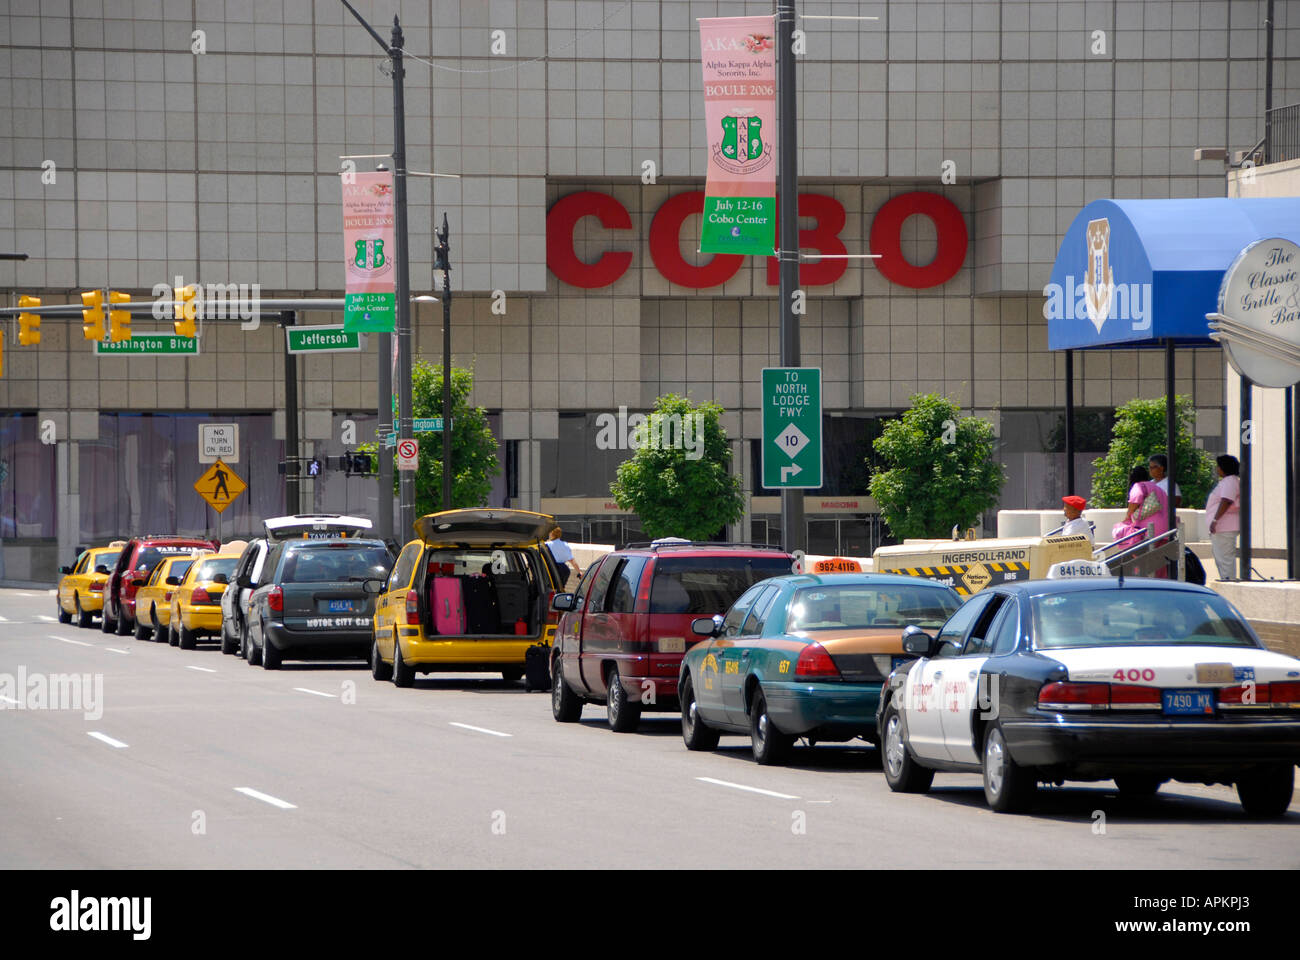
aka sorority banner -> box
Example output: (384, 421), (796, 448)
(698, 16), (777, 256)
(342, 171), (396, 332)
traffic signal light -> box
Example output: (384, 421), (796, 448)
(306, 458), (322, 477)
(173, 284), (198, 337)
(433, 212), (451, 272)
(17, 296), (41, 346)
(108, 291), (131, 342)
(81, 290), (105, 341)
(344, 452), (373, 476)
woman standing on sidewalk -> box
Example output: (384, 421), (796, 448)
(1205, 454), (1241, 580)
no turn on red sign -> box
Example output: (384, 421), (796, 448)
(396, 438), (418, 472)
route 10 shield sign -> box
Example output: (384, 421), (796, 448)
(761, 367), (822, 489)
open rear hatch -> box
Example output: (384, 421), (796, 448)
(415, 509), (554, 547)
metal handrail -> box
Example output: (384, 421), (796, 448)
(1269, 103), (1300, 162)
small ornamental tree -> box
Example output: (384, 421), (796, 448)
(361, 361), (500, 517)
(1089, 395), (1214, 508)
(868, 393), (1005, 540)
(609, 393), (745, 541)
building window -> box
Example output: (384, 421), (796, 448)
(0, 413), (56, 539)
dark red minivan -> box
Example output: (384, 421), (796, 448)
(549, 541), (794, 731)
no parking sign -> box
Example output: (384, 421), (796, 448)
(396, 438), (418, 472)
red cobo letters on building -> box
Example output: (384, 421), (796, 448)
(547, 189), (968, 291)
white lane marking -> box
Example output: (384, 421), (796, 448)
(88, 731), (128, 749)
(0, 694), (19, 705)
(234, 787), (297, 809)
(37, 615), (55, 622)
(50, 635), (92, 647)
(293, 687), (336, 698)
(449, 721), (512, 738)
(696, 777), (800, 800)
(187, 666), (217, 674)
(104, 647), (130, 655)
(0, 615), (10, 621)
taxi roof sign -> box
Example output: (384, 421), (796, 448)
(264, 513), (373, 540)
(1046, 559), (1111, 580)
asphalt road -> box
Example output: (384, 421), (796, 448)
(2, 587), (1296, 869)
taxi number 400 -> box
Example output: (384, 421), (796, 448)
(1113, 668), (1156, 682)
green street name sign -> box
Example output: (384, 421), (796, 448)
(761, 367), (822, 489)
(382, 418), (449, 446)
(286, 325), (364, 353)
(94, 335), (199, 356)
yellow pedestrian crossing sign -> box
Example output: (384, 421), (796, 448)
(195, 458), (246, 514)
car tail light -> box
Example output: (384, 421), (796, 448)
(1270, 681), (1300, 707)
(267, 586), (284, 612)
(795, 642), (840, 679)
(405, 589), (419, 625)
(191, 586), (211, 604)
(633, 558), (656, 613)
(545, 591), (558, 626)
(1038, 681), (1109, 710)
(1217, 683), (1269, 706)
(1108, 684), (1161, 708)
(89, 582), (104, 592)
(164, 591), (173, 602)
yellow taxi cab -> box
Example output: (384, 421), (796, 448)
(371, 509), (562, 687)
(132, 554), (202, 642)
(168, 547), (244, 649)
(57, 542), (127, 628)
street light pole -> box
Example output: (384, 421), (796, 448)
(435, 214), (453, 511)
(390, 17), (416, 543)
(776, 0), (805, 554)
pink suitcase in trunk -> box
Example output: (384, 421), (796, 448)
(431, 576), (466, 634)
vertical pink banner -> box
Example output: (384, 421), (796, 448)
(342, 171), (397, 332)
(699, 15), (777, 256)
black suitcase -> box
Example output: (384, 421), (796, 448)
(1184, 547), (1207, 585)
(496, 577), (529, 627)
(524, 643), (551, 692)
(461, 575), (501, 633)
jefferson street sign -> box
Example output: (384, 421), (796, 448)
(94, 335), (199, 356)
(761, 367), (822, 489)
(285, 325), (365, 353)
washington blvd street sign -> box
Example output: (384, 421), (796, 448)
(286, 325), (365, 353)
(761, 367), (822, 489)
(382, 418), (449, 446)
(94, 335), (199, 356)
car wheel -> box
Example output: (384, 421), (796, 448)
(501, 667), (524, 685)
(750, 688), (794, 765)
(134, 610), (152, 641)
(1236, 763), (1295, 818)
(370, 636), (393, 682)
(116, 611), (131, 636)
(100, 603), (116, 634)
(983, 723), (1036, 813)
(261, 622), (281, 669)
(680, 673), (719, 751)
(881, 701), (934, 793)
(392, 639), (414, 687)
(151, 608), (165, 643)
(168, 620), (178, 646)
(57, 596), (72, 624)
(1115, 774), (1164, 798)
(606, 668), (641, 732)
(76, 595), (94, 629)
(551, 655), (583, 723)
(220, 620), (238, 656)
(179, 622), (197, 650)
(245, 625), (262, 666)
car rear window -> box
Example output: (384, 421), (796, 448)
(1031, 589), (1257, 648)
(280, 543), (392, 584)
(163, 560), (195, 582)
(786, 584), (962, 632)
(135, 546), (201, 571)
(649, 555), (792, 615)
(92, 550), (121, 570)
(193, 557), (238, 581)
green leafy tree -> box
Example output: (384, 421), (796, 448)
(1089, 395), (1215, 508)
(868, 394), (1005, 540)
(610, 393), (744, 540)
(361, 361), (500, 518)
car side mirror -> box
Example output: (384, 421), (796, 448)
(94, 564), (109, 575)
(691, 615), (724, 637)
(237, 574), (254, 589)
(901, 625), (937, 657)
(60, 565), (71, 574)
(361, 578), (385, 595)
(212, 573), (229, 585)
(551, 593), (576, 611)
(165, 576), (180, 586)
(132, 575), (149, 587)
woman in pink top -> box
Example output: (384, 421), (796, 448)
(1115, 464), (1170, 577)
(1205, 454), (1241, 580)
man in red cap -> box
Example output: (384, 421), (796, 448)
(1060, 495), (1093, 542)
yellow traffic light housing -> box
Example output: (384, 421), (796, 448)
(173, 284), (198, 337)
(81, 289), (106, 341)
(108, 291), (131, 342)
(17, 295), (41, 346)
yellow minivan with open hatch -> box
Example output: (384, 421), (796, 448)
(372, 509), (563, 687)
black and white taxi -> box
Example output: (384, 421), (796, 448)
(876, 566), (1300, 817)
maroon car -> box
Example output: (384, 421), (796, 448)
(103, 535), (220, 639)
(550, 541), (794, 731)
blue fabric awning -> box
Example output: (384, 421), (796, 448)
(1046, 197), (1300, 350)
